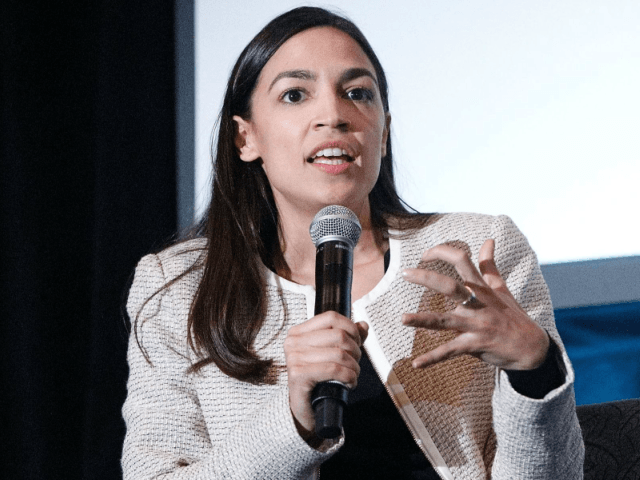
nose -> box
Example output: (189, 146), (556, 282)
(313, 91), (349, 131)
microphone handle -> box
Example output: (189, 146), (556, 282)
(311, 241), (353, 439)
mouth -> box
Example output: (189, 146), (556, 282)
(306, 147), (355, 165)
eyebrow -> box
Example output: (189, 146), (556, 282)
(268, 70), (316, 92)
(267, 67), (378, 92)
(338, 68), (378, 87)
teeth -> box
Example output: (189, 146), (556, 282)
(314, 148), (348, 158)
(314, 158), (346, 165)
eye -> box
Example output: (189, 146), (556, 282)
(346, 88), (374, 102)
(281, 88), (306, 104)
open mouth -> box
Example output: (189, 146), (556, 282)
(307, 147), (354, 164)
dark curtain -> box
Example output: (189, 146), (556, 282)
(577, 399), (640, 480)
(1, 2), (179, 479)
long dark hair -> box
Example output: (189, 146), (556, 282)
(188, 7), (429, 383)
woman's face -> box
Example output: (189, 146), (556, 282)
(234, 27), (390, 218)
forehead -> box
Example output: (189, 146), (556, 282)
(258, 26), (376, 84)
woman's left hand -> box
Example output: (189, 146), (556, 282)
(401, 239), (549, 371)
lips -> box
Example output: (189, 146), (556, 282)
(314, 162), (351, 175)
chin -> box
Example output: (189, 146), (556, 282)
(320, 196), (370, 217)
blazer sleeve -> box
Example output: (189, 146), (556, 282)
(121, 253), (337, 480)
(488, 215), (584, 479)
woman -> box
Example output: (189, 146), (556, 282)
(122, 7), (584, 479)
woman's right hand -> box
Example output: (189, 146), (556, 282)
(283, 312), (368, 443)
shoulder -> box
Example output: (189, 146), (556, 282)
(400, 212), (524, 250)
(396, 213), (537, 277)
(414, 212), (514, 238)
(154, 237), (208, 278)
(133, 238), (207, 282)
(127, 238), (207, 318)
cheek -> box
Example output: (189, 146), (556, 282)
(258, 118), (301, 158)
(366, 120), (387, 156)
(364, 109), (387, 139)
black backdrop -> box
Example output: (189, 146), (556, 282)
(1, 2), (179, 478)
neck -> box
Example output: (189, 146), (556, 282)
(275, 200), (384, 286)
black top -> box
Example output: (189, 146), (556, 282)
(319, 249), (564, 479)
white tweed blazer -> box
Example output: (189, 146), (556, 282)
(122, 213), (584, 479)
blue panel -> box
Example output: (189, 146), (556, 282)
(555, 301), (640, 405)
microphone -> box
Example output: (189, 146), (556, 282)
(309, 205), (362, 439)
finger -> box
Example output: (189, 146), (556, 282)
(288, 345), (362, 373)
(356, 321), (369, 345)
(402, 268), (471, 304)
(285, 329), (363, 360)
(287, 342), (362, 378)
(289, 311), (362, 343)
(421, 244), (484, 284)
(411, 335), (470, 368)
(287, 357), (361, 389)
(478, 239), (506, 290)
(402, 312), (472, 332)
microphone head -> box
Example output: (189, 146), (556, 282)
(309, 205), (362, 248)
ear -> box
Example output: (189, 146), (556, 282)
(233, 115), (261, 162)
(381, 113), (391, 158)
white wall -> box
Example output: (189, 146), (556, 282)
(195, 0), (640, 264)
